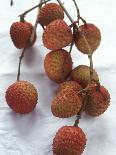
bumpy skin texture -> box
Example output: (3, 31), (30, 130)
(44, 49), (72, 83)
(51, 89), (82, 118)
(74, 23), (101, 54)
(71, 65), (99, 88)
(85, 85), (110, 116)
(38, 3), (64, 26)
(43, 19), (73, 50)
(53, 126), (87, 155)
(57, 81), (83, 103)
(57, 81), (82, 93)
(5, 81), (38, 114)
(10, 21), (35, 49)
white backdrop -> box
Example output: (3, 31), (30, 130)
(0, 0), (116, 155)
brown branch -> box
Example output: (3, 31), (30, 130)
(30, 0), (43, 42)
(56, 0), (75, 23)
(69, 26), (76, 54)
(17, 48), (26, 81)
(44, 0), (47, 5)
(10, 0), (13, 6)
(19, 0), (51, 21)
(74, 95), (87, 127)
(72, 0), (80, 17)
(72, 0), (86, 25)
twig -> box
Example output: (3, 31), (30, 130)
(17, 48), (26, 81)
(69, 27), (76, 54)
(72, 0), (80, 17)
(19, 0), (51, 21)
(44, 0), (47, 5)
(56, 0), (74, 23)
(30, 0), (43, 42)
(10, 0), (13, 6)
(74, 95), (87, 127)
(72, 0), (86, 25)
(62, 26), (76, 74)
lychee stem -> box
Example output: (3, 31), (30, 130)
(72, 0), (86, 25)
(44, 0), (47, 5)
(30, 0), (43, 42)
(17, 48), (26, 81)
(10, 0), (13, 6)
(69, 26), (76, 54)
(18, 0), (51, 22)
(56, 0), (75, 24)
(88, 54), (93, 82)
(74, 95), (87, 127)
(72, 0), (80, 25)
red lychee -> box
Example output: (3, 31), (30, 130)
(43, 19), (73, 50)
(10, 21), (35, 49)
(51, 89), (82, 118)
(85, 85), (110, 116)
(53, 126), (87, 155)
(74, 23), (101, 54)
(5, 81), (38, 114)
(71, 65), (99, 88)
(38, 3), (64, 26)
(44, 49), (72, 83)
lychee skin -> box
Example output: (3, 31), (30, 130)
(71, 65), (99, 88)
(43, 19), (73, 50)
(57, 81), (83, 103)
(5, 81), (38, 114)
(74, 23), (101, 54)
(38, 3), (64, 26)
(44, 49), (72, 83)
(53, 126), (87, 155)
(85, 85), (110, 116)
(51, 89), (82, 118)
(57, 81), (82, 94)
(10, 21), (35, 49)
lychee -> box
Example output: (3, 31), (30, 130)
(5, 81), (38, 114)
(43, 19), (73, 50)
(44, 49), (72, 83)
(10, 21), (36, 49)
(51, 89), (82, 118)
(74, 23), (101, 54)
(85, 85), (110, 116)
(71, 65), (99, 88)
(53, 126), (87, 155)
(38, 3), (64, 26)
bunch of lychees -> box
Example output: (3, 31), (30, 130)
(6, 0), (110, 154)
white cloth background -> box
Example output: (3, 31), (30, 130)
(0, 0), (116, 155)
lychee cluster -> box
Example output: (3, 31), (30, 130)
(7, 1), (111, 155)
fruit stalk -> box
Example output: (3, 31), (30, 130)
(19, 0), (51, 21)
(56, 0), (75, 23)
(10, 0), (13, 6)
(69, 27), (76, 54)
(17, 48), (26, 81)
(72, 0), (80, 24)
(74, 84), (97, 127)
(30, 0), (43, 42)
